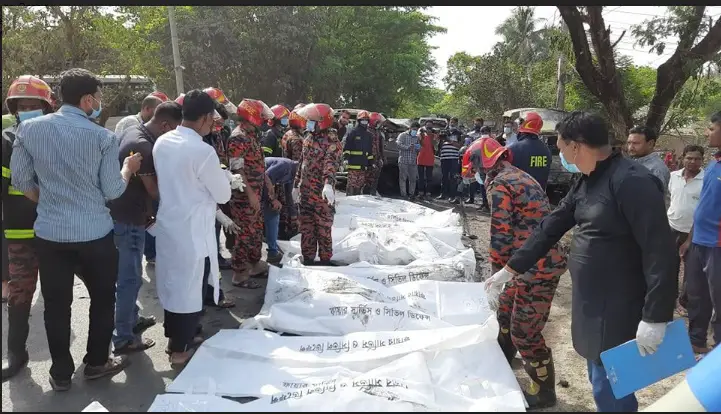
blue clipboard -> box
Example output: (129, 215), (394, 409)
(600, 319), (697, 399)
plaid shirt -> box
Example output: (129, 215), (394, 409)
(396, 131), (418, 165)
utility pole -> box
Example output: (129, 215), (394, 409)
(555, 54), (566, 111)
(168, 6), (184, 96)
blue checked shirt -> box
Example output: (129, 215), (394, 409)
(10, 105), (128, 243)
(395, 131), (419, 165)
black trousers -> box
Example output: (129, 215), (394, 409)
(2, 221), (9, 283)
(416, 165), (433, 195)
(671, 229), (689, 308)
(686, 244), (721, 348)
(35, 232), (118, 380)
(440, 158), (459, 198)
(164, 257), (209, 353)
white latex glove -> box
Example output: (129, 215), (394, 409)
(484, 268), (514, 311)
(321, 183), (335, 205)
(215, 210), (241, 235)
(636, 321), (667, 356)
(292, 187), (300, 203)
(223, 170), (246, 192)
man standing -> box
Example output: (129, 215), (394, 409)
(468, 117), (485, 140)
(679, 111), (721, 356)
(464, 137), (567, 409)
(151, 90), (237, 368)
(278, 106), (306, 240)
(108, 101), (183, 355)
(343, 110), (374, 195)
(264, 157), (299, 264)
(10, 68), (143, 391)
(396, 121), (420, 200)
(261, 105), (290, 158)
(627, 125), (671, 189)
(667, 145), (705, 317)
(334, 109), (351, 141)
(292, 103), (342, 265)
(416, 119), (438, 199)
(438, 129), (462, 203)
(507, 112), (552, 190)
(1, 76), (55, 381)
(114, 94), (164, 135)
(226, 99), (274, 288)
(366, 112), (386, 196)
(502, 119), (519, 147)
(485, 111), (677, 412)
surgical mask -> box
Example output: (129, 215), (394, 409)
(359, 120), (369, 127)
(410, 129), (417, 137)
(560, 151), (581, 173)
(280, 117), (289, 127)
(306, 120), (316, 132)
(17, 110), (44, 123)
(475, 171), (483, 185)
(504, 127), (511, 135)
(89, 97), (102, 119)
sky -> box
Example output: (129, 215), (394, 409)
(427, 6), (721, 89)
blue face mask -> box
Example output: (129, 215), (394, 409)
(280, 117), (289, 127)
(410, 129), (417, 137)
(306, 120), (316, 132)
(560, 151), (581, 173)
(17, 109), (44, 123)
(359, 120), (369, 127)
(89, 97), (102, 119)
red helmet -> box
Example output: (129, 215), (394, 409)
(289, 105), (307, 130)
(270, 104), (290, 120)
(6, 76), (54, 112)
(369, 112), (386, 128)
(293, 103), (306, 111)
(356, 110), (370, 120)
(518, 112), (543, 135)
(174, 94), (185, 105)
(150, 91), (169, 102)
(461, 137), (512, 177)
(237, 98), (274, 128)
(204, 87), (238, 115)
(296, 103), (335, 131)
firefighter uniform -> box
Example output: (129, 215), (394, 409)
(366, 112), (386, 195)
(342, 110), (374, 195)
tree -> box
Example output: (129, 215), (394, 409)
(494, 6), (548, 65)
(558, 6), (721, 141)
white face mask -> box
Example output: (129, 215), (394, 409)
(475, 171), (483, 185)
(504, 127), (512, 135)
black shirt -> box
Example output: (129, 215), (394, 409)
(108, 124), (157, 226)
(507, 150), (678, 360)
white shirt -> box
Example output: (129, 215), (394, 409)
(667, 168), (704, 233)
(151, 125), (231, 313)
(114, 113), (142, 134)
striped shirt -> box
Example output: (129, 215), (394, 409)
(395, 131), (418, 165)
(10, 105), (127, 243)
(440, 141), (460, 160)
(114, 113), (142, 134)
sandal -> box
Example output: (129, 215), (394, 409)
(169, 349), (196, 370)
(232, 279), (263, 289)
(165, 335), (204, 355)
(113, 338), (156, 355)
(209, 297), (236, 309)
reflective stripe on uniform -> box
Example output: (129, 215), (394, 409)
(262, 147), (273, 155)
(8, 185), (23, 195)
(344, 150), (364, 155)
(346, 165), (362, 170)
(4, 229), (35, 239)
(368, 155), (374, 160)
(220, 163), (228, 170)
(2, 166), (10, 178)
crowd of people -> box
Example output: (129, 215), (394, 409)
(1, 68), (719, 412)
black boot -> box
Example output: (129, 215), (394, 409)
(497, 327), (518, 365)
(522, 352), (557, 410)
(2, 304), (31, 381)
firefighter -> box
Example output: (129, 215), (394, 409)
(292, 103), (342, 265)
(366, 112), (386, 196)
(342, 110), (374, 195)
(278, 105), (306, 240)
(1, 75), (55, 380)
(227, 99), (275, 289)
(262, 105), (290, 158)
(462, 137), (568, 409)
(506, 111), (552, 190)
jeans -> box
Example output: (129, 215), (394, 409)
(686, 243), (721, 347)
(440, 158), (459, 198)
(587, 359), (638, 412)
(264, 208), (280, 255)
(144, 200), (159, 260)
(112, 222), (146, 348)
(416, 165), (433, 195)
(35, 232), (118, 380)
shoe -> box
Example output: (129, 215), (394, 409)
(266, 252), (283, 266)
(450, 197), (460, 204)
(250, 260), (269, 276)
(692, 344), (711, 355)
(435, 194), (445, 200)
(477, 204), (490, 212)
(522, 352), (557, 410)
(145, 257), (156, 265)
(2, 350), (29, 382)
(409, 195), (416, 201)
(218, 257), (232, 270)
(465, 198), (474, 204)
(133, 315), (157, 334)
(84, 356), (130, 380)
(303, 258), (316, 266)
(49, 376), (72, 392)
(497, 328), (518, 365)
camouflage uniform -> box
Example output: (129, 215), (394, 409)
(294, 129), (342, 262)
(279, 129), (304, 239)
(227, 122), (265, 270)
(365, 129), (384, 195)
(2, 126), (40, 360)
(486, 162), (567, 397)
